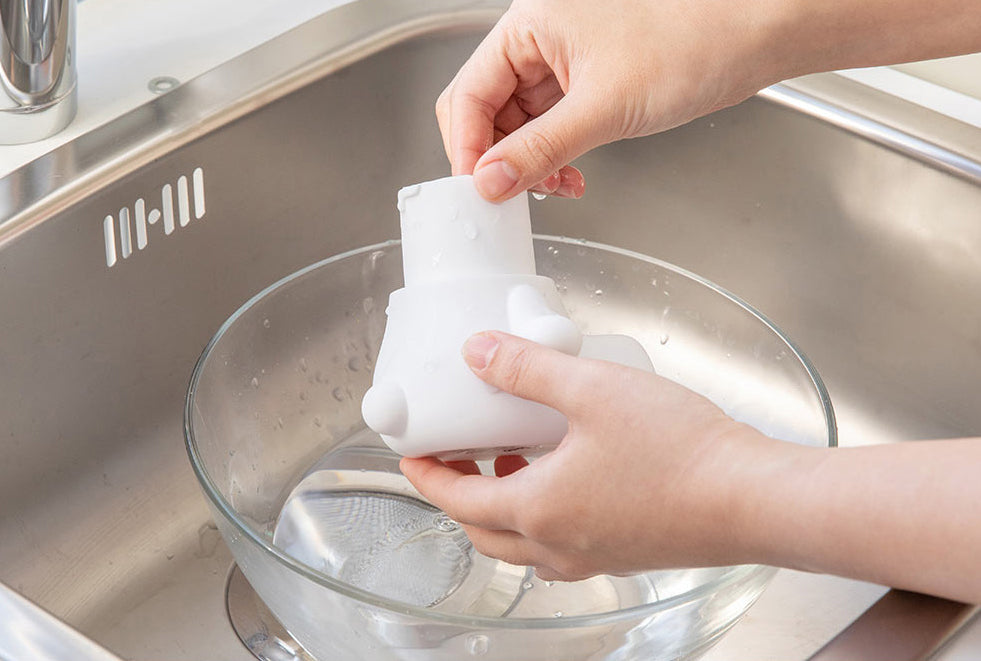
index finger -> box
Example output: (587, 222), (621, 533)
(400, 456), (520, 531)
(444, 17), (559, 175)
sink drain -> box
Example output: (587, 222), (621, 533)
(225, 564), (317, 661)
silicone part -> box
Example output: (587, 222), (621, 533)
(363, 175), (655, 459)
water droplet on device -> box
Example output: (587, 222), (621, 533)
(463, 222), (479, 240)
(433, 513), (459, 532)
(262, 318), (271, 329)
(467, 634), (489, 656)
(531, 191), (547, 201)
(250, 377), (259, 388)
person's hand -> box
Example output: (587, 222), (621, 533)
(436, 0), (781, 201)
(400, 331), (797, 580)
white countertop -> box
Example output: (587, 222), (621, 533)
(2, 1), (979, 658)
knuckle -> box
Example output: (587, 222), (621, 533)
(497, 344), (534, 394)
(519, 129), (566, 173)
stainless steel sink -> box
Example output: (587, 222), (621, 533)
(1, 1), (979, 659)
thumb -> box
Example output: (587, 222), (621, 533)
(472, 92), (608, 201)
(462, 331), (598, 414)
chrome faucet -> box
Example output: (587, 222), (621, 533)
(0, 0), (77, 144)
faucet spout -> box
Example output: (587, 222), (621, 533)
(0, 0), (76, 143)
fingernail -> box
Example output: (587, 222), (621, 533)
(474, 160), (519, 200)
(554, 178), (585, 199)
(462, 333), (499, 370)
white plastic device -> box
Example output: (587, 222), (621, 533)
(361, 175), (653, 459)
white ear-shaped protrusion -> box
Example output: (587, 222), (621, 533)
(507, 284), (582, 355)
(361, 382), (408, 437)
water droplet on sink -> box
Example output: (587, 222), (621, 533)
(299, 391), (307, 401)
(432, 252), (442, 268)
(467, 634), (489, 656)
(522, 581), (534, 590)
(331, 387), (345, 402)
(553, 611), (564, 618)
(276, 417), (284, 429)
(544, 580), (554, 587)
(659, 334), (670, 345)
(313, 417), (322, 428)
(423, 361), (438, 374)
(250, 377), (259, 388)
(362, 297), (375, 315)
(531, 191), (547, 201)
(348, 356), (362, 372)
(463, 222), (479, 240)
(262, 318), (271, 329)
(299, 357), (308, 372)
(594, 289), (603, 296)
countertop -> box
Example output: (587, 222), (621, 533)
(2, 1), (979, 659)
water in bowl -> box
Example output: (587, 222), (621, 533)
(273, 428), (715, 620)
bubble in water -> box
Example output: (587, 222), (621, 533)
(262, 318), (271, 329)
(531, 191), (547, 201)
(251, 377), (259, 388)
(467, 634), (489, 656)
(433, 513), (460, 532)
(463, 222), (479, 240)
(331, 387), (345, 402)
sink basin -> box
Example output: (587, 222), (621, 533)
(1, 1), (979, 659)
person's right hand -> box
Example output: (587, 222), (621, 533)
(436, 0), (782, 201)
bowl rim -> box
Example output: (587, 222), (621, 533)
(184, 235), (835, 629)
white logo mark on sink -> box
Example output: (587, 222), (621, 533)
(103, 167), (206, 267)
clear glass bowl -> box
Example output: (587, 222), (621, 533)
(185, 237), (835, 661)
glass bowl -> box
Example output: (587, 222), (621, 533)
(185, 236), (835, 661)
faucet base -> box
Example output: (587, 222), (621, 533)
(0, 86), (78, 145)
